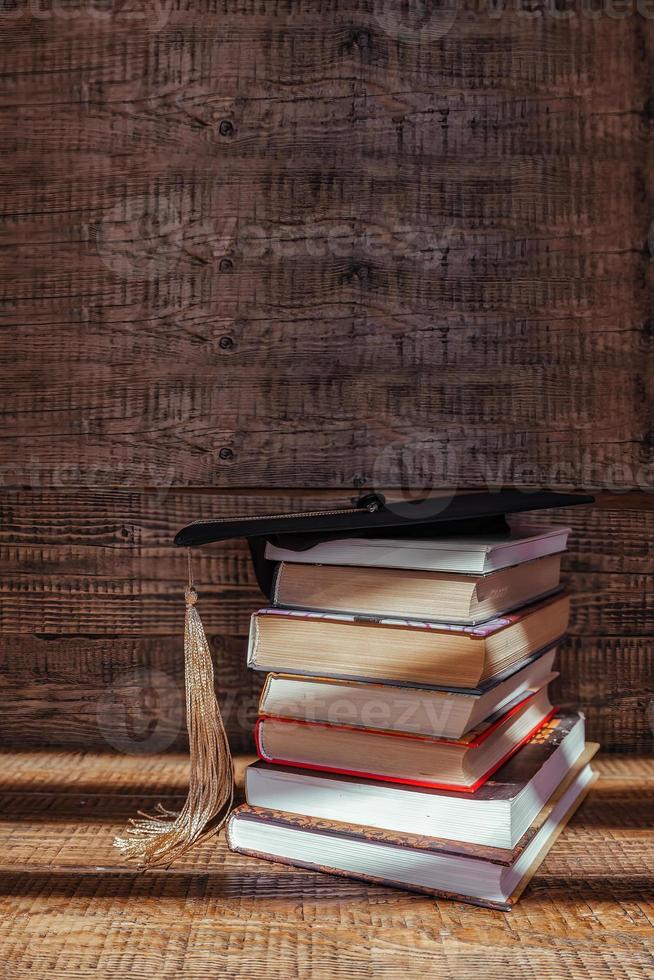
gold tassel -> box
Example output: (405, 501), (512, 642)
(114, 551), (234, 868)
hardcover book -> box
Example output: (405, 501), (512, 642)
(228, 747), (598, 910)
(265, 523), (570, 575)
(255, 686), (555, 791)
(248, 592), (570, 688)
(258, 646), (558, 739)
(272, 552), (563, 624)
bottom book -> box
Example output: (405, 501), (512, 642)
(227, 743), (598, 910)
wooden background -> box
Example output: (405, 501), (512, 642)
(1, 2), (653, 755)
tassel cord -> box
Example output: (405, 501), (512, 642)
(114, 552), (234, 868)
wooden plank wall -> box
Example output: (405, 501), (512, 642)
(1, 491), (653, 752)
(1, 4), (653, 753)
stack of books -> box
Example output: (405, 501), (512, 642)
(227, 521), (598, 909)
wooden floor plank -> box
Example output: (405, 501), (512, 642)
(0, 751), (652, 979)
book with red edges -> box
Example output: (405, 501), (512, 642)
(255, 685), (555, 791)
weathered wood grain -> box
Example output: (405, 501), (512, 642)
(0, 747), (255, 798)
(0, 751), (652, 979)
(0, 635), (262, 753)
(2, 490), (653, 635)
(2, 258), (650, 488)
(1, 633), (651, 753)
(553, 638), (654, 754)
(1, 5), (652, 487)
(2, 6), (649, 105)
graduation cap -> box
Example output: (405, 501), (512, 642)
(115, 488), (593, 868)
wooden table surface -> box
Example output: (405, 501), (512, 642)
(1, 751), (652, 978)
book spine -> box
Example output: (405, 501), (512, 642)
(257, 674), (274, 716)
(246, 614), (261, 668)
(271, 562), (283, 605)
(254, 717), (272, 763)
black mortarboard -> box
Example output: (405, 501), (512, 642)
(117, 488), (593, 869)
(174, 488), (595, 597)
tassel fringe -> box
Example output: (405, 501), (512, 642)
(114, 582), (234, 868)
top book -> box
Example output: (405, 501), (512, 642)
(265, 523), (570, 575)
